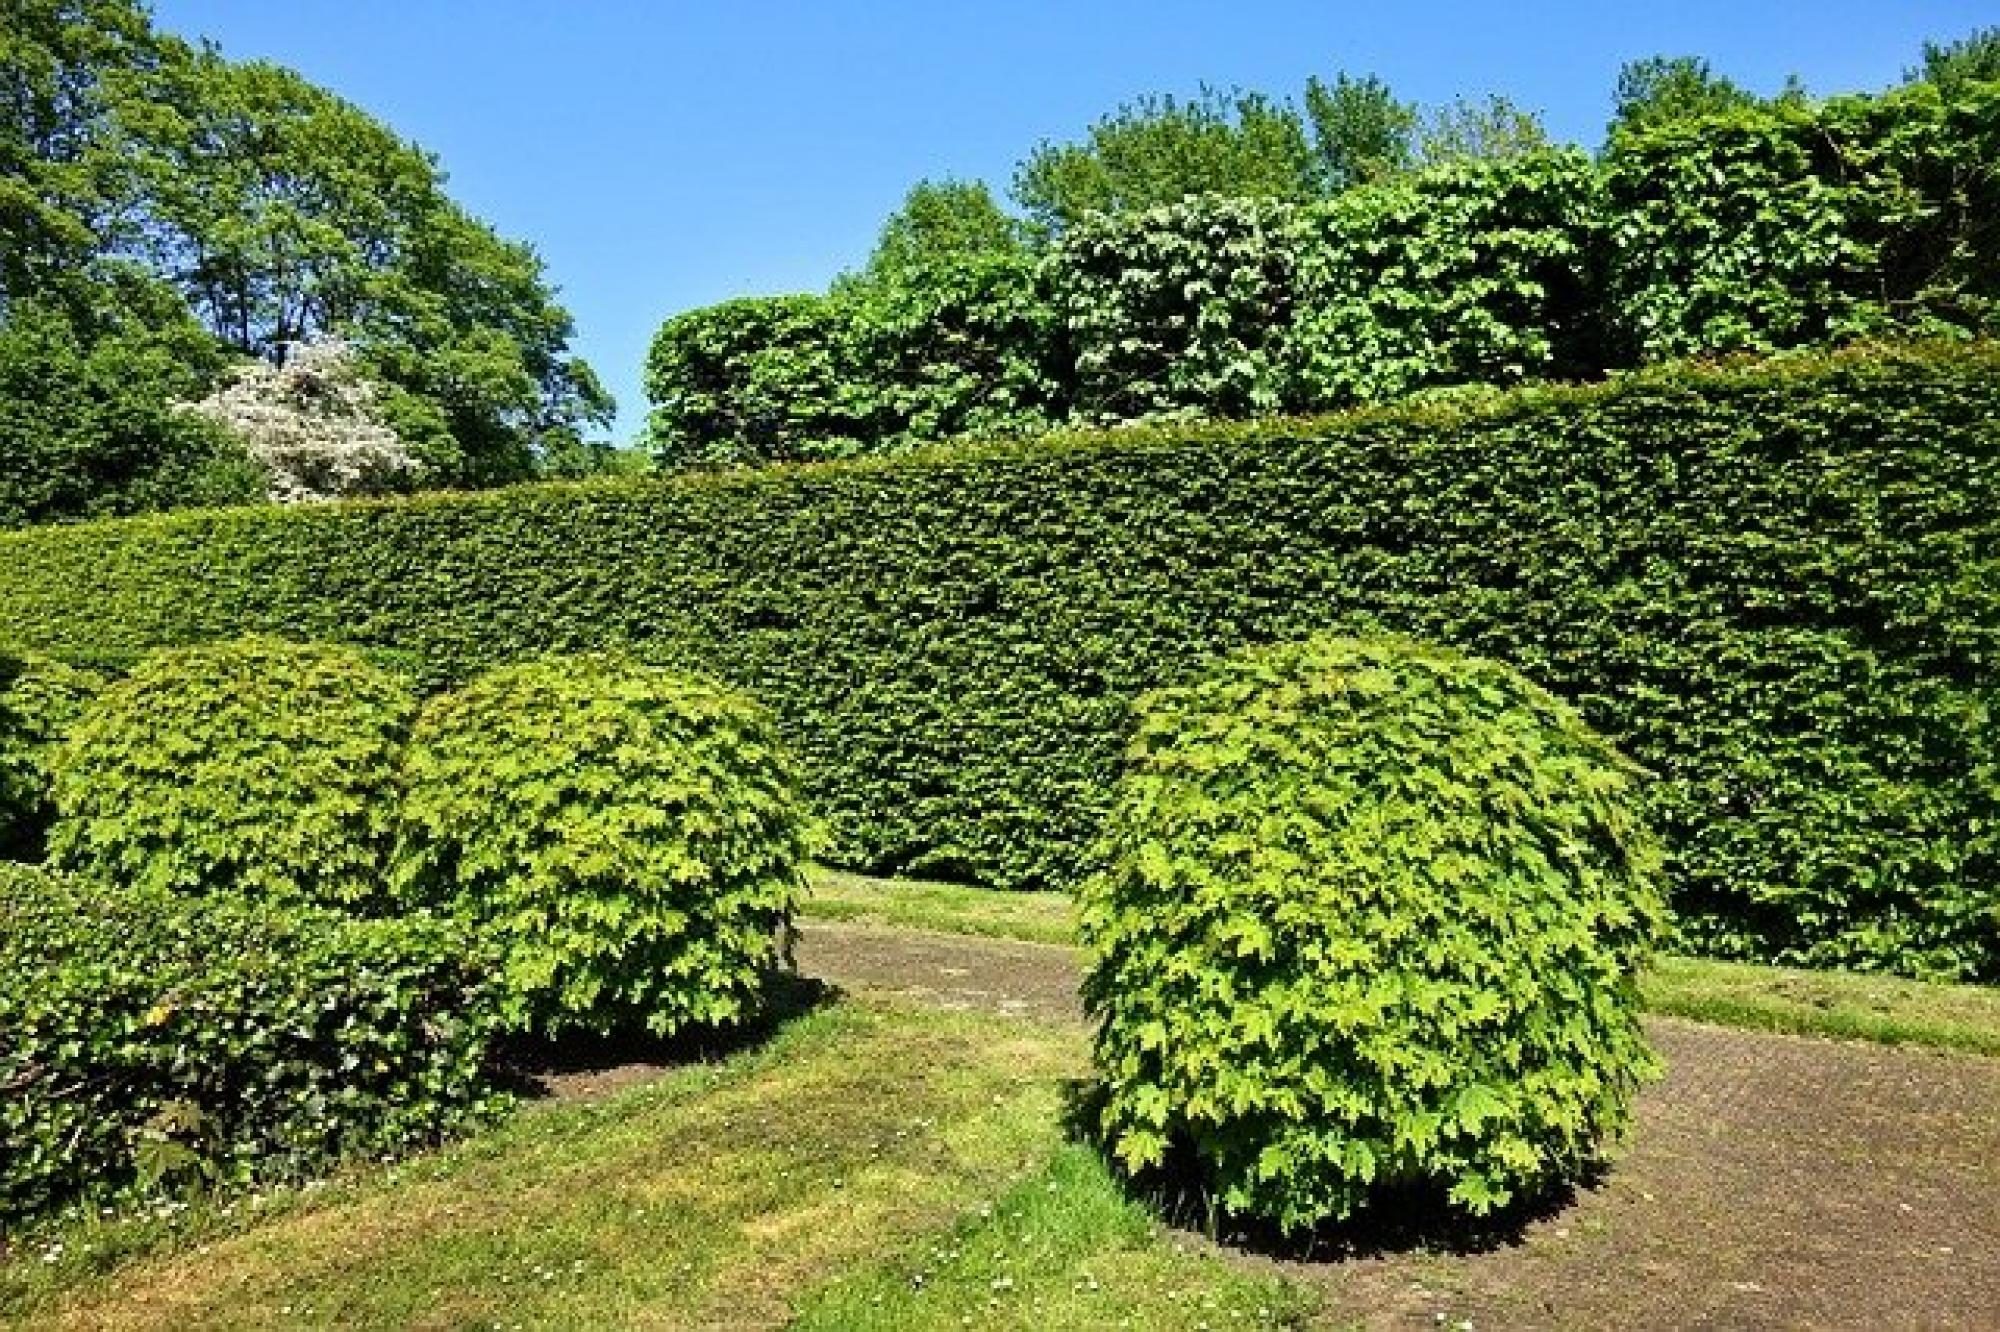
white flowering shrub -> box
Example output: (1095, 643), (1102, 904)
(183, 340), (421, 503)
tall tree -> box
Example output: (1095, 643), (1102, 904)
(1415, 95), (1551, 167)
(0, 0), (161, 307)
(0, 0), (612, 524)
(1907, 27), (2000, 90)
(1608, 56), (1759, 138)
(836, 178), (1026, 295)
(1302, 73), (1417, 192)
(1012, 87), (1317, 232)
(106, 47), (611, 483)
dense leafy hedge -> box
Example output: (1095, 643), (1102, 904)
(2, 343), (1997, 977)
(48, 638), (418, 910)
(644, 254), (1063, 468)
(1283, 150), (1608, 407)
(0, 649), (103, 861)
(1079, 636), (1665, 1229)
(645, 82), (1999, 463)
(1604, 81), (2000, 359)
(394, 655), (811, 1037)
(0, 864), (503, 1226)
(1053, 195), (1300, 423)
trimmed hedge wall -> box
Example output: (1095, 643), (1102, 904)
(2, 342), (1997, 977)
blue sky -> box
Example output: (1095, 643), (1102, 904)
(153, 2), (1996, 441)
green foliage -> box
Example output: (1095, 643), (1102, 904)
(1609, 56), (1760, 138)
(644, 295), (872, 468)
(836, 178), (1029, 297)
(0, 648), (102, 861)
(0, 287), (263, 528)
(1302, 73), (1417, 192)
(0, 0), (162, 301)
(0, 863), (503, 1228)
(113, 49), (613, 485)
(1078, 636), (1664, 1229)
(1047, 151), (1604, 421)
(1412, 94), (1551, 167)
(847, 251), (1067, 447)
(1051, 194), (1299, 422)
(48, 637), (417, 910)
(1284, 149), (1607, 407)
(4, 344), (1999, 978)
(1012, 86), (1319, 234)
(1603, 81), (2000, 358)
(1, 0), (609, 517)
(653, 81), (2000, 465)
(392, 655), (812, 1038)
(645, 260), (1063, 468)
(1907, 27), (2000, 91)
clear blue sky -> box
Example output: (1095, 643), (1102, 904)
(153, 1), (1996, 442)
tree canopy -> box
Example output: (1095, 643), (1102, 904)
(1908, 27), (2000, 90)
(1006, 72), (1550, 236)
(0, 0), (611, 527)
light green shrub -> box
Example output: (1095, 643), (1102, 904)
(1079, 635), (1667, 1230)
(393, 655), (812, 1037)
(48, 636), (416, 909)
(0, 649), (104, 861)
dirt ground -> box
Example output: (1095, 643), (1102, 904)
(796, 920), (2000, 1332)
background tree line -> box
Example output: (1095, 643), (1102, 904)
(644, 28), (2000, 468)
(1, 0), (616, 528)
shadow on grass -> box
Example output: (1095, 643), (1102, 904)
(1060, 1077), (1599, 1264)
(494, 972), (837, 1101)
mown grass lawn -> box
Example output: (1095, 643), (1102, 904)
(806, 870), (2000, 1056)
(2, 999), (1303, 1331)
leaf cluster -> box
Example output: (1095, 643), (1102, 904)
(644, 253), (1064, 469)
(393, 655), (812, 1037)
(47, 636), (417, 910)
(0, 646), (102, 860)
(0, 863), (504, 1228)
(1078, 635), (1666, 1229)
(1602, 80), (2000, 359)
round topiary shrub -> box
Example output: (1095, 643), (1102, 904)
(48, 637), (417, 909)
(392, 654), (812, 1038)
(0, 649), (105, 861)
(1079, 634), (1667, 1233)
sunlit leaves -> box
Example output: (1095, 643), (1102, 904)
(47, 637), (416, 910)
(1079, 635), (1666, 1230)
(0, 864), (503, 1224)
(392, 654), (812, 1038)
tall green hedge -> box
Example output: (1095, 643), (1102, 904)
(644, 254), (1063, 469)
(1604, 81), (2000, 359)
(644, 81), (2000, 465)
(1, 342), (1996, 978)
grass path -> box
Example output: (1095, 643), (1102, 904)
(806, 869), (2000, 1056)
(797, 918), (2000, 1331)
(3, 1001), (1296, 1331)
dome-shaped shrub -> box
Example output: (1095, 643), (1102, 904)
(48, 637), (416, 908)
(0, 650), (104, 861)
(392, 655), (811, 1038)
(1079, 634), (1666, 1232)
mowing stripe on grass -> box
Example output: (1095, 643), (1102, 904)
(803, 870), (2000, 1057)
(5, 1003), (1086, 1330)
